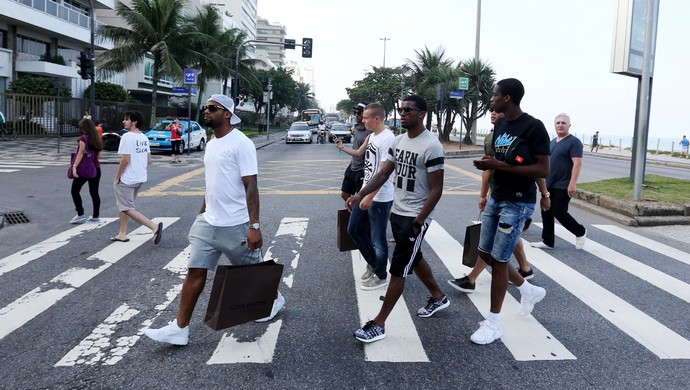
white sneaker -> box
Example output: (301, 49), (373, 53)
(70, 215), (87, 224)
(575, 230), (587, 250)
(530, 241), (553, 250)
(87, 216), (100, 223)
(470, 319), (503, 345)
(361, 265), (375, 281)
(360, 277), (387, 291)
(255, 291), (285, 323)
(517, 286), (546, 316)
(144, 320), (189, 345)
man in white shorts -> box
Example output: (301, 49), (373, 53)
(145, 94), (283, 346)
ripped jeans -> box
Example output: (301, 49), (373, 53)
(478, 197), (535, 262)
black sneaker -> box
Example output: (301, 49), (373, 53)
(354, 320), (386, 343)
(417, 295), (450, 317)
(446, 276), (476, 293)
(517, 267), (534, 280)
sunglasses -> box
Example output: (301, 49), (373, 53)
(397, 107), (423, 114)
(202, 104), (229, 113)
(353, 111), (363, 115)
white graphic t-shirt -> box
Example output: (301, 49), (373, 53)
(363, 128), (395, 203)
(117, 131), (150, 185)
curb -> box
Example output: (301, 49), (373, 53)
(584, 151), (690, 169)
(572, 190), (690, 226)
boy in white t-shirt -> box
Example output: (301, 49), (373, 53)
(111, 111), (162, 245)
(336, 103), (394, 291)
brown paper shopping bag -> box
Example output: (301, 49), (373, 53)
(337, 209), (358, 252)
(462, 222), (481, 267)
(204, 260), (284, 330)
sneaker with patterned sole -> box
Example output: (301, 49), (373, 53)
(470, 319), (503, 345)
(360, 265), (375, 281)
(70, 215), (87, 224)
(144, 320), (189, 345)
(517, 286), (546, 316)
(447, 276), (475, 293)
(361, 276), (387, 291)
(417, 295), (450, 317)
(354, 320), (385, 343)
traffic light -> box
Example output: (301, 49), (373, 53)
(284, 39), (296, 50)
(77, 51), (94, 80)
(301, 38), (312, 58)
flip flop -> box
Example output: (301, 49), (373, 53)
(110, 237), (130, 242)
(153, 222), (163, 245)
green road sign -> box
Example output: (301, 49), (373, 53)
(458, 77), (469, 90)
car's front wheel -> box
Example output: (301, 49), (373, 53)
(197, 138), (205, 151)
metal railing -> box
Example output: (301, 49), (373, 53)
(12, 0), (91, 29)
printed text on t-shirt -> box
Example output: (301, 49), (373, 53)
(395, 149), (417, 192)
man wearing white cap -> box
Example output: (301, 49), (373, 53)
(145, 94), (284, 346)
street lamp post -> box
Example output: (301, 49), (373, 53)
(266, 79), (272, 141)
(380, 37), (390, 67)
(475, 0), (481, 60)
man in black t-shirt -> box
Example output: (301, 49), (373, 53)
(471, 78), (551, 345)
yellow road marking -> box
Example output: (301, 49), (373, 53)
(140, 167), (205, 196)
(444, 164), (483, 180)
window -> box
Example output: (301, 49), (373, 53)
(0, 30), (7, 49)
(16, 35), (50, 57)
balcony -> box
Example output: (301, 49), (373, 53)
(15, 53), (78, 79)
(3, 0), (112, 49)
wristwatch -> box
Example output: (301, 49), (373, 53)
(542, 192), (550, 198)
(249, 222), (261, 230)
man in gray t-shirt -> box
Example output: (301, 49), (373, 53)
(346, 95), (449, 344)
(339, 102), (372, 201)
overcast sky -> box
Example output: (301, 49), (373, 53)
(257, 0), (687, 142)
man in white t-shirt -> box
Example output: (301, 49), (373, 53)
(145, 94), (283, 346)
(111, 111), (162, 245)
(336, 103), (394, 291)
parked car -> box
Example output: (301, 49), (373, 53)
(145, 119), (206, 152)
(327, 123), (352, 143)
(101, 128), (128, 151)
(285, 121), (312, 144)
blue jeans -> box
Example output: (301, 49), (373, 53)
(348, 200), (393, 279)
(478, 197), (535, 262)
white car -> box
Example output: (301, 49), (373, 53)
(286, 121), (312, 144)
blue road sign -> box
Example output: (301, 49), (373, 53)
(172, 87), (197, 95)
(183, 69), (198, 85)
(450, 91), (464, 99)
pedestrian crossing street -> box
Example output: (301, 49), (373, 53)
(1, 217), (689, 368)
(0, 159), (66, 173)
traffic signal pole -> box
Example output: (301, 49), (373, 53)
(232, 38), (312, 105)
(88, 0), (95, 117)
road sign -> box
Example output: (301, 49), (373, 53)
(458, 77), (469, 90)
(449, 91), (464, 99)
(183, 68), (198, 85)
(172, 87), (197, 95)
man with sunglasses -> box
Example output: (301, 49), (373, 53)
(347, 95), (449, 343)
(470, 78), (550, 345)
(338, 102), (372, 201)
(145, 94), (283, 346)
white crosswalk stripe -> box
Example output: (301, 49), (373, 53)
(0, 160), (66, 174)
(1, 219), (690, 366)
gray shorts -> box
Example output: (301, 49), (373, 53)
(187, 214), (261, 270)
(114, 181), (143, 211)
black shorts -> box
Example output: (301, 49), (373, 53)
(341, 165), (365, 196)
(389, 213), (429, 278)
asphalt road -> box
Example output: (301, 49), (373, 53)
(1, 139), (689, 389)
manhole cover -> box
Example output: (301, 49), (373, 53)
(2, 212), (30, 225)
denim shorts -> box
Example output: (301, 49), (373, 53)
(478, 197), (535, 262)
(187, 214), (261, 270)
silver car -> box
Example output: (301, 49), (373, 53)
(327, 123), (352, 143)
(286, 121), (312, 144)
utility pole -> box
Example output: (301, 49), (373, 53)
(88, 0), (95, 117)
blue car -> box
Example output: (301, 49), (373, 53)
(145, 119), (207, 152)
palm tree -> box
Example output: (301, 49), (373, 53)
(406, 47), (455, 130)
(217, 29), (263, 104)
(97, 0), (194, 125)
(293, 82), (315, 113)
(457, 58), (496, 144)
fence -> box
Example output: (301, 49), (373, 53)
(0, 93), (192, 137)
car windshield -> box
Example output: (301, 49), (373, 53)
(332, 125), (349, 131)
(290, 124), (309, 131)
(152, 121), (187, 131)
